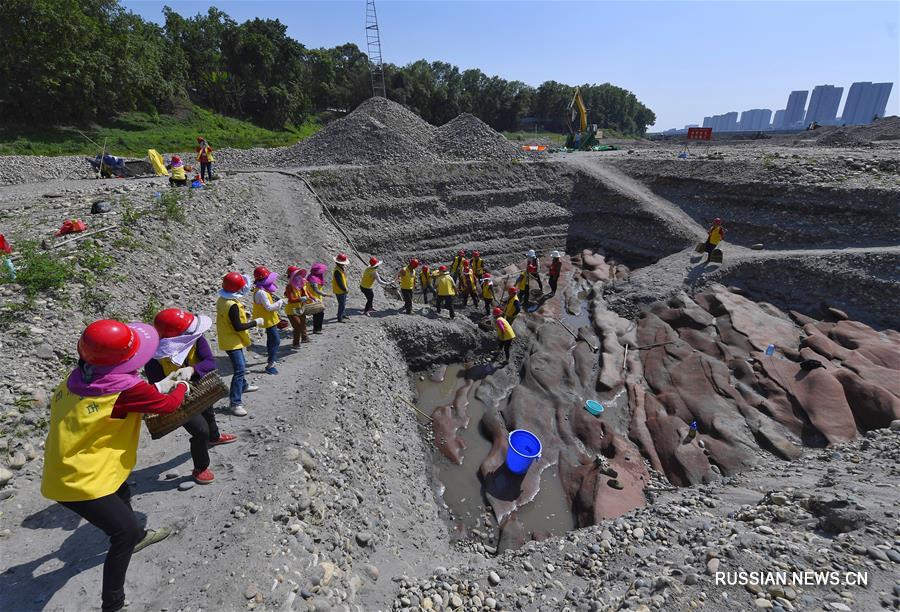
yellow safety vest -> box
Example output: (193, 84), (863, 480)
(158, 345), (198, 376)
(216, 296), (251, 351)
(420, 269), (432, 288)
(196, 145), (215, 163)
(436, 274), (456, 296)
(332, 268), (348, 295)
(450, 256), (462, 275)
(171, 165), (186, 180)
(399, 266), (416, 290)
(284, 284), (307, 316)
(252, 288), (280, 329)
(472, 257), (484, 276)
(41, 380), (141, 502)
(305, 281), (324, 302)
(461, 269), (476, 291)
(495, 317), (516, 341)
(504, 295), (520, 320)
(360, 266), (378, 289)
(516, 271), (529, 291)
(708, 226), (724, 245)
(482, 282), (494, 300)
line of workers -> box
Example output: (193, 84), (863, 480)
(38, 247), (562, 612)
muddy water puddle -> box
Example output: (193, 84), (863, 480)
(415, 363), (575, 543)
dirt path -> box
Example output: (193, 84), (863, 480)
(557, 155), (707, 242)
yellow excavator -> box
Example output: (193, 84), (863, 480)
(564, 87), (599, 150)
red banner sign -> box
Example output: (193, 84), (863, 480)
(687, 128), (712, 141)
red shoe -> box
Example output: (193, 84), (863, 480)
(208, 433), (237, 447)
(192, 468), (215, 484)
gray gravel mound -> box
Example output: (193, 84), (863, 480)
(816, 115), (900, 147)
(274, 97), (439, 167)
(432, 113), (519, 161)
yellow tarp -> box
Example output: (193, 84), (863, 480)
(148, 149), (169, 176)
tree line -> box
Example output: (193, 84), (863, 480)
(0, 0), (656, 135)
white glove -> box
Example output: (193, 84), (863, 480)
(275, 299), (285, 309)
(154, 376), (178, 394)
(254, 318), (264, 327)
(175, 380), (191, 396)
(173, 366), (194, 381)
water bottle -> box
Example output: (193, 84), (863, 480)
(765, 344), (775, 356)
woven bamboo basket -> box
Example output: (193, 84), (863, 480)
(144, 372), (228, 440)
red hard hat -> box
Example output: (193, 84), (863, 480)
(154, 308), (195, 339)
(492, 307), (503, 317)
(409, 258), (420, 269)
(222, 272), (246, 292)
(483, 272), (491, 279)
(473, 250), (480, 257)
(369, 257), (380, 267)
(253, 266), (271, 282)
(422, 265), (429, 272)
(439, 265), (448, 272)
(172, 155), (181, 163)
(458, 249), (464, 256)
(77, 320), (140, 366)
(287, 266), (300, 277)
(508, 287), (518, 295)
(713, 217), (722, 225)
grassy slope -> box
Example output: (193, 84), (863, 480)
(0, 104), (318, 157)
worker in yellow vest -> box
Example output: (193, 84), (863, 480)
(480, 272), (495, 315)
(504, 286), (522, 324)
(515, 265), (533, 308)
(419, 264), (435, 304)
(196, 136), (215, 182)
(332, 252), (350, 322)
(216, 272), (262, 416)
(168, 155), (187, 187)
(435, 265), (457, 319)
(450, 249), (465, 280)
(42, 319), (190, 612)
(492, 307), (516, 363)
(306, 262), (329, 333)
(360, 256), (390, 316)
(146, 308), (236, 485)
(458, 261), (478, 308)
(252, 266), (285, 375)
(397, 258), (419, 314)
(703, 217), (726, 263)
(471, 250), (485, 277)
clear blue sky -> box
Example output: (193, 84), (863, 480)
(124, 0), (899, 130)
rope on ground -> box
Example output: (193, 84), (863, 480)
(8, 226), (117, 262)
(396, 394), (433, 422)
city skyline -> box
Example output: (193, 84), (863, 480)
(684, 81), (894, 133)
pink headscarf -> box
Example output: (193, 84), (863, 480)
(290, 268), (308, 290)
(254, 271), (278, 294)
(307, 262), (327, 286)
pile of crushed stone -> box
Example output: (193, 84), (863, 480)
(432, 113), (520, 161)
(274, 97), (517, 167)
(816, 115), (900, 147)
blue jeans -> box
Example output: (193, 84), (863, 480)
(226, 348), (249, 406)
(336, 293), (347, 321)
(200, 161), (212, 181)
(265, 326), (280, 365)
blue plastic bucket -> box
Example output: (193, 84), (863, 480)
(506, 429), (542, 474)
(585, 400), (604, 416)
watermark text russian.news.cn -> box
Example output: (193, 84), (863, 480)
(715, 570), (869, 587)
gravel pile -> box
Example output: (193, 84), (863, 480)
(0, 155), (93, 186)
(432, 113), (519, 161)
(816, 115), (900, 147)
(275, 97), (440, 167)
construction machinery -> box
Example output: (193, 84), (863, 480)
(564, 87), (599, 150)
